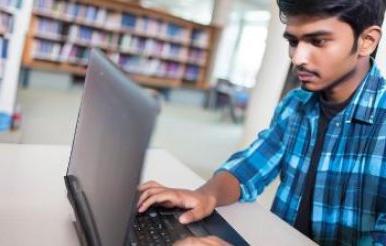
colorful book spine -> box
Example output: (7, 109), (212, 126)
(105, 11), (121, 30)
(121, 12), (136, 30)
(0, 12), (13, 34)
(60, 43), (89, 64)
(185, 65), (200, 81)
(32, 39), (61, 60)
(161, 23), (189, 42)
(191, 29), (209, 48)
(36, 17), (62, 36)
(1, 0), (22, 8)
(29, 0), (211, 86)
(117, 53), (183, 79)
(188, 48), (206, 65)
(120, 33), (133, 52)
(0, 37), (8, 79)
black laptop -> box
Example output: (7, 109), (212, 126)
(64, 49), (248, 246)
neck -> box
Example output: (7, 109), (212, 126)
(322, 58), (371, 103)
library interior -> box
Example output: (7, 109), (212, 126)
(0, 0), (386, 244)
(0, 0), (278, 190)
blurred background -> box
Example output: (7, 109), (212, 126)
(0, 0), (385, 208)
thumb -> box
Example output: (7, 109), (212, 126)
(179, 207), (204, 224)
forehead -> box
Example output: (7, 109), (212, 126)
(284, 15), (353, 37)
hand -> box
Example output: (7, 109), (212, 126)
(173, 236), (231, 246)
(137, 181), (217, 224)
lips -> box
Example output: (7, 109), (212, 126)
(296, 71), (317, 81)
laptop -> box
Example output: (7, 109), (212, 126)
(64, 49), (248, 246)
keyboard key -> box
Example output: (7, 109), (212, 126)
(130, 207), (206, 245)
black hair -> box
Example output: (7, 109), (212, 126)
(277, 0), (386, 39)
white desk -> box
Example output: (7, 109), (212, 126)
(0, 144), (315, 245)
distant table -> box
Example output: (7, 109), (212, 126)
(0, 144), (315, 245)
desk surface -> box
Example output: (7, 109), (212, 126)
(0, 144), (315, 245)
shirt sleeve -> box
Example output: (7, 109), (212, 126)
(216, 90), (298, 202)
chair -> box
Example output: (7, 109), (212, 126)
(206, 78), (249, 123)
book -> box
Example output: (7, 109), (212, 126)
(105, 11), (121, 30)
(187, 48), (206, 65)
(26, 0), (215, 88)
(32, 39), (61, 61)
(117, 53), (183, 79)
(34, 0), (54, 10)
(120, 33), (133, 52)
(0, 37), (9, 58)
(0, 37), (8, 78)
(162, 23), (189, 42)
(60, 43), (89, 64)
(191, 29), (209, 48)
(36, 17), (62, 37)
(85, 5), (97, 22)
(0, 12), (13, 34)
(121, 12), (136, 30)
(95, 7), (106, 25)
(52, 1), (65, 15)
(1, 0), (22, 8)
(185, 65), (200, 81)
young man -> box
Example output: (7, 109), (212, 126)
(137, 0), (386, 244)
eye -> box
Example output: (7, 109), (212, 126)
(311, 38), (327, 47)
(287, 39), (299, 47)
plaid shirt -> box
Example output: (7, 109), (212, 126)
(219, 63), (386, 245)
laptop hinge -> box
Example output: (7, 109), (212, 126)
(64, 175), (102, 246)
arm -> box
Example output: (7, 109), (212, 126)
(137, 89), (299, 223)
(196, 171), (240, 207)
(137, 118), (286, 224)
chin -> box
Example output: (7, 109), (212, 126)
(300, 84), (317, 92)
(300, 82), (323, 92)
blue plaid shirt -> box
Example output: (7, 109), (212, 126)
(219, 63), (386, 245)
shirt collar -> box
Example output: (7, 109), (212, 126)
(345, 61), (384, 124)
(299, 61), (385, 124)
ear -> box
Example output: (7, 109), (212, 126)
(358, 25), (382, 57)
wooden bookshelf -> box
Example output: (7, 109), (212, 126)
(22, 0), (219, 89)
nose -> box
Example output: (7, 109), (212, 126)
(291, 43), (310, 67)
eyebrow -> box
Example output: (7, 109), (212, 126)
(283, 30), (333, 39)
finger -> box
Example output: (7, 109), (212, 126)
(179, 206), (205, 224)
(138, 180), (163, 192)
(137, 187), (165, 208)
(159, 200), (175, 208)
(173, 236), (227, 246)
(202, 236), (231, 246)
(173, 236), (196, 246)
(138, 191), (181, 213)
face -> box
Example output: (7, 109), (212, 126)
(284, 15), (360, 92)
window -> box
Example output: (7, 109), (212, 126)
(214, 10), (270, 88)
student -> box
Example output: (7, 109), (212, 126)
(137, 0), (386, 244)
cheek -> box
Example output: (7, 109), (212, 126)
(315, 45), (354, 78)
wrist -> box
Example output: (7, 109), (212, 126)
(196, 186), (218, 208)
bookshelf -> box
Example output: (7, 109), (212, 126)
(0, 0), (27, 131)
(22, 0), (219, 89)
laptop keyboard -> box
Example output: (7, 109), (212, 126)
(128, 208), (207, 246)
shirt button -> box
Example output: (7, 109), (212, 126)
(336, 122), (340, 127)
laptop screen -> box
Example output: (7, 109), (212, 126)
(66, 49), (158, 245)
